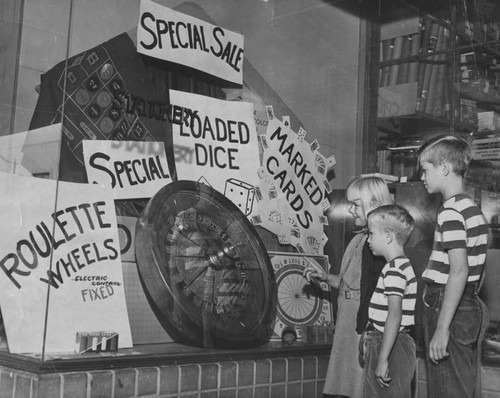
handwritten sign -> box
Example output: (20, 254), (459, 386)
(0, 173), (132, 354)
(251, 115), (332, 255)
(170, 90), (260, 215)
(83, 140), (172, 200)
(137, 0), (244, 85)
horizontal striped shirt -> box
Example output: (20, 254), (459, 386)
(422, 194), (488, 285)
(368, 257), (417, 332)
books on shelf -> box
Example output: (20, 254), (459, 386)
(397, 35), (411, 84)
(425, 25), (448, 116)
(379, 39), (393, 87)
(460, 98), (477, 126)
(417, 20), (448, 115)
(407, 31), (421, 83)
(379, 32), (421, 88)
(388, 36), (404, 86)
(379, 13), (419, 89)
(376, 150), (392, 175)
(379, 15), (450, 120)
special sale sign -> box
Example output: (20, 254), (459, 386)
(137, 0), (244, 85)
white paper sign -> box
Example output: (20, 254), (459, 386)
(116, 216), (137, 263)
(251, 116), (331, 255)
(0, 173), (133, 354)
(137, 0), (244, 85)
(170, 90), (260, 215)
(83, 140), (172, 200)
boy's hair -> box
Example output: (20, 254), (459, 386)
(417, 134), (471, 177)
(367, 204), (415, 246)
(346, 176), (393, 213)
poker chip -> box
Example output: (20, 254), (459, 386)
(74, 89), (90, 106)
(96, 91), (113, 108)
(99, 63), (114, 80)
(99, 117), (114, 135)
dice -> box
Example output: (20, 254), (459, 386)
(224, 178), (255, 216)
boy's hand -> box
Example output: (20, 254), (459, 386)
(375, 359), (391, 388)
(429, 328), (450, 364)
(428, 247), (467, 365)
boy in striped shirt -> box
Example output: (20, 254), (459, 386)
(419, 135), (488, 398)
(362, 204), (417, 397)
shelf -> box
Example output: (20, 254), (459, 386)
(457, 38), (500, 57)
(378, 49), (451, 68)
(373, 0), (500, 187)
(458, 82), (500, 106)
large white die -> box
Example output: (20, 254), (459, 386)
(224, 178), (255, 216)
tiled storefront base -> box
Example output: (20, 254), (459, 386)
(415, 358), (500, 398)
(3, 356), (500, 397)
(0, 355), (330, 398)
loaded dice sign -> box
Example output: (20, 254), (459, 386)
(169, 89), (260, 216)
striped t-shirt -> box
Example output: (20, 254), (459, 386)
(422, 194), (488, 285)
(368, 257), (417, 332)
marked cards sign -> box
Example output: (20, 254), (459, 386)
(251, 110), (334, 255)
(0, 173), (132, 354)
(83, 140), (172, 200)
(137, 0), (244, 85)
(170, 90), (260, 215)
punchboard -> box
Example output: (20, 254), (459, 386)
(28, 33), (174, 185)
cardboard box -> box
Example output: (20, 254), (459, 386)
(471, 137), (500, 160)
(478, 111), (500, 131)
(378, 82), (418, 118)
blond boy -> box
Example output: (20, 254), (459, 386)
(418, 135), (488, 398)
(362, 204), (416, 398)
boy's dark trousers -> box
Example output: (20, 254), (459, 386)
(361, 326), (416, 398)
(423, 282), (488, 398)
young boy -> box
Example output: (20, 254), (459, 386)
(418, 135), (488, 398)
(363, 204), (417, 398)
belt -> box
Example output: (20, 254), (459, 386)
(339, 289), (360, 300)
(425, 281), (479, 295)
(365, 322), (377, 332)
(365, 322), (414, 335)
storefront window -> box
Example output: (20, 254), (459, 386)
(0, 0), (362, 362)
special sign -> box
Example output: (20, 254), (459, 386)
(0, 173), (132, 354)
(170, 90), (260, 213)
(83, 140), (172, 200)
(137, 0), (244, 85)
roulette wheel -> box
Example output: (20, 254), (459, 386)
(269, 253), (333, 341)
(275, 264), (325, 326)
(135, 181), (277, 348)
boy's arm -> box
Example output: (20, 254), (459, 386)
(429, 247), (468, 364)
(375, 295), (402, 388)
